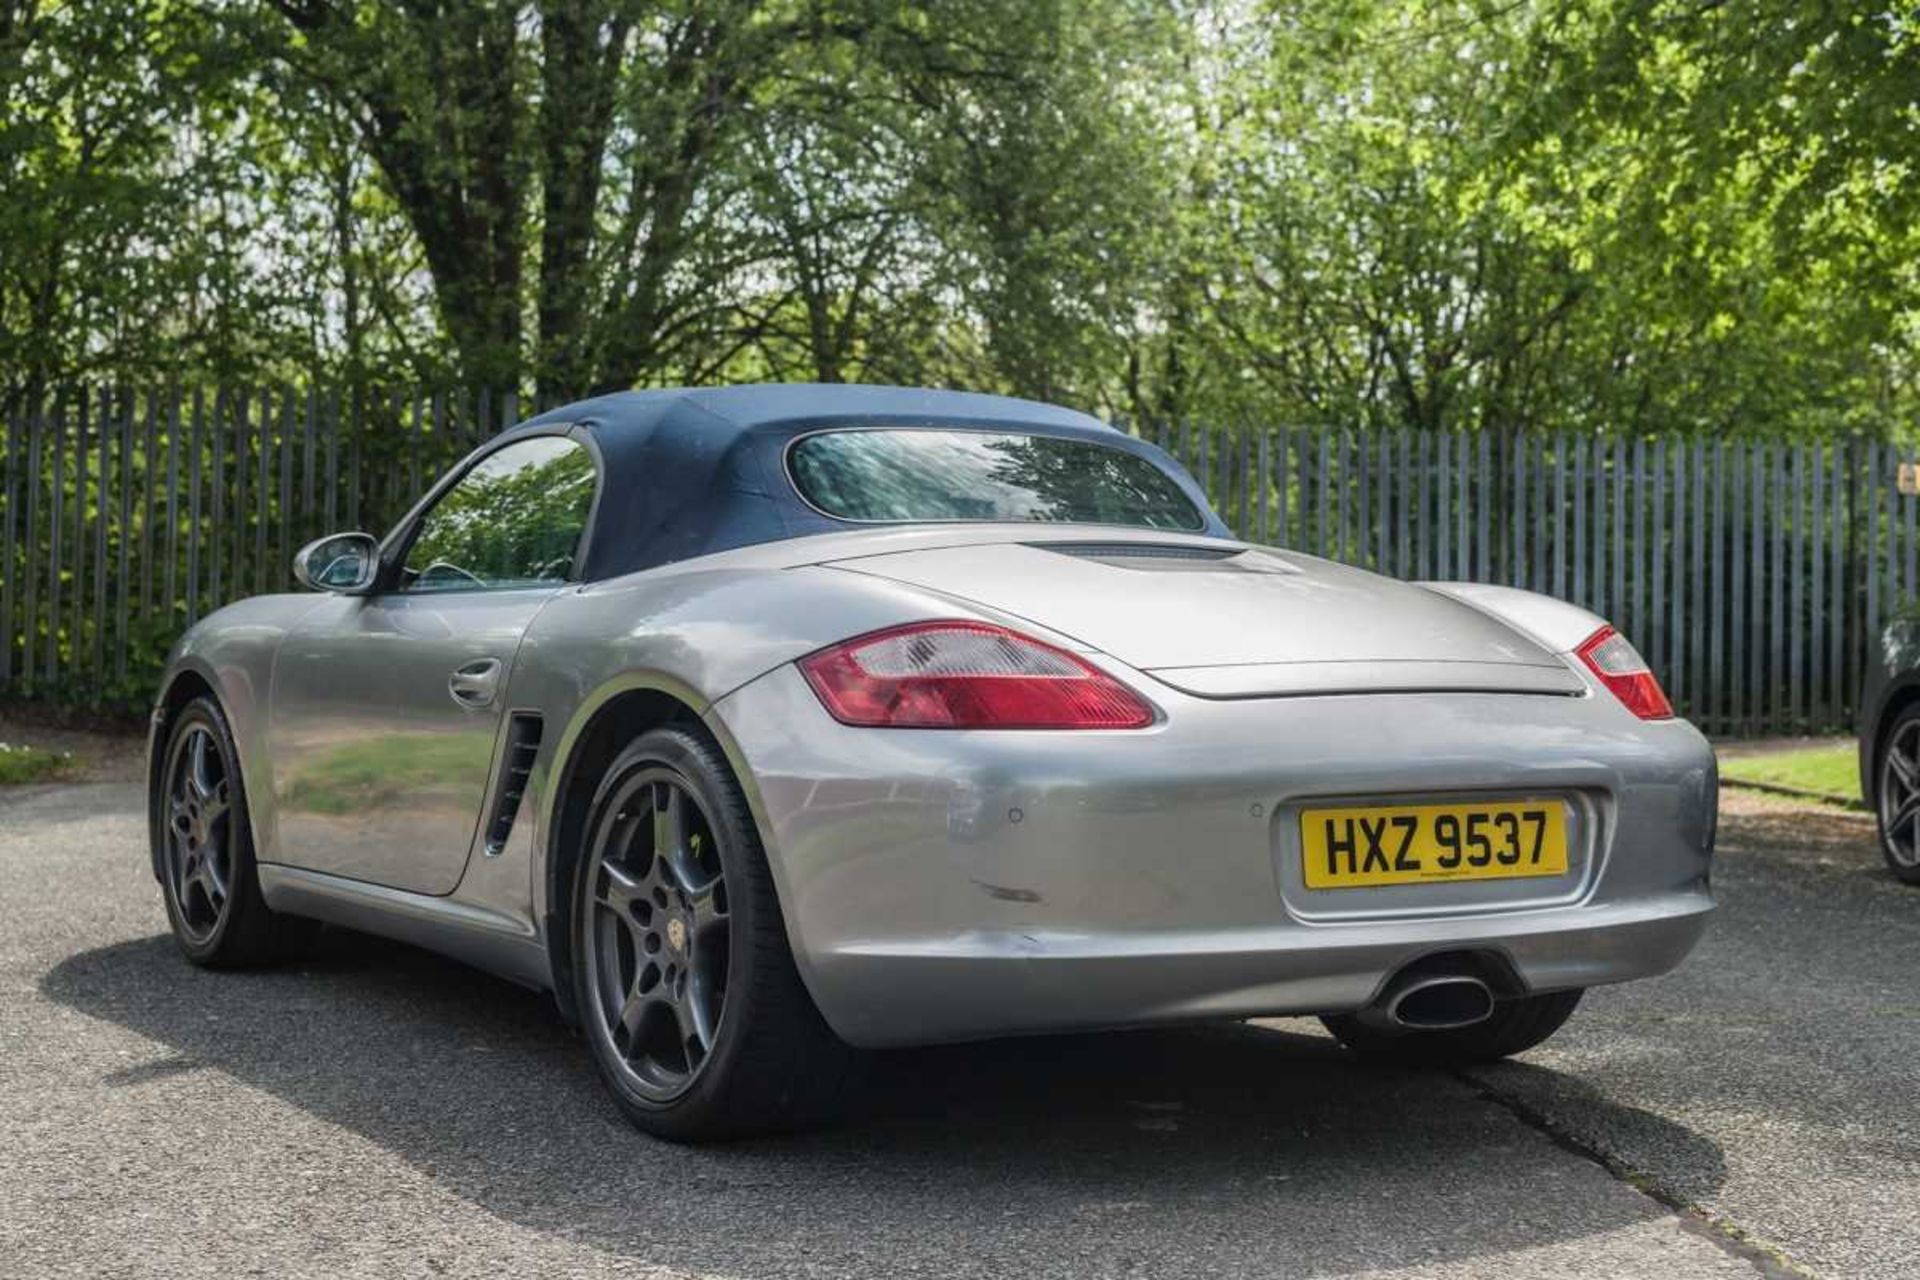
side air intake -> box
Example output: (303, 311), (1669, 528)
(484, 714), (543, 856)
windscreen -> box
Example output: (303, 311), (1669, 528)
(787, 428), (1206, 530)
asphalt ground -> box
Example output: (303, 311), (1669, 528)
(0, 781), (1912, 1279)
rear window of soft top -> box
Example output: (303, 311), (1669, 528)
(786, 428), (1205, 531)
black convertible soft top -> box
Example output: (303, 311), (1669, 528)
(514, 384), (1229, 580)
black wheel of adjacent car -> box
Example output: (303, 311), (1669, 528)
(573, 725), (855, 1141)
(156, 696), (315, 966)
(1875, 706), (1920, 885)
(1320, 988), (1584, 1065)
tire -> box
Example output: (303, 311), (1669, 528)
(571, 725), (856, 1141)
(1873, 705), (1920, 885)
(154, 696), (318, 967)
(1320, 988), (1584, 1066)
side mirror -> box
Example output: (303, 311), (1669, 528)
(293, 532), (381, 595)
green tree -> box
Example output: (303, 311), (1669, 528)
(3, 0), (1916, 441)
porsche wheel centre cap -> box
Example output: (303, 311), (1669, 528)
(667, 918), (688, 953)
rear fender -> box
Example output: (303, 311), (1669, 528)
(1417, 583), (1607, 655)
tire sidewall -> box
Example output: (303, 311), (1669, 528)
(572, 726), (767, 1126)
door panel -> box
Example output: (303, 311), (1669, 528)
(266, 432), (599, 895)
(269, 588), (559, 895)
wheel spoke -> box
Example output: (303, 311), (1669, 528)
(617, 985), (690, 1065)
(187, 730), (214, 802)
(652, 782), (687, 861)
(202, 779), (231, 827)
(685, 958), (720, 1051)
(597, 859), (646, 913)
(185, 868), (212, 918)
(662, 845), (717, 899)
(688, 883), (728, 945)
(1891, 747), (1918, 793)
(1893, 792), (1920, 830)
(684, 882), (726, 1055)
(670, 988), (708, 1055)
(617, 987), (650, 1042)
(201, 847), (229, 904)
(653, 782), (723, 899)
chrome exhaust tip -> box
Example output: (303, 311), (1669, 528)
(1389, 975), (1495, 1029)
(1357, 971), (1496, 1033)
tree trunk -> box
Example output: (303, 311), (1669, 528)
(275, 0), (527, 389)
(535, 0), (627, 399)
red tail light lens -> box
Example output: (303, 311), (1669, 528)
(1575, 626), (1673, 720)
(798, 621), (1155, 729)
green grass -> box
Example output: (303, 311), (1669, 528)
(1719, 744), (1858, 800)
(0, 743), (75, 785)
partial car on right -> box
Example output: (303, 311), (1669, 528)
(1857, 614), (1920, 884)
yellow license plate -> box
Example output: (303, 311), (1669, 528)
(1299, 799), (1569, 889)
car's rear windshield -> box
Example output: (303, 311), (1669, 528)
(786, 428), (1206, 530)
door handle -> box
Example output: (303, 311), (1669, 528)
(448, 658), (503, 708)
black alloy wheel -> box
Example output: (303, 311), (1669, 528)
(573, 726), (855, 1140)
(582, 767), (732, 1099)
(1876, 707), (1920, 884)
(164, 721), (235, 944)
(155, 696), (314, 965)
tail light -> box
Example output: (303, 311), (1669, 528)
(1575, 626), (1673, 720)
(798, 621), (1155, 729)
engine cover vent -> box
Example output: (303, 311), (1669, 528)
(1030, 542), (1294, 574)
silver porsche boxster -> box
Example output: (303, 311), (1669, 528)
(147, 385), (1716, 1140)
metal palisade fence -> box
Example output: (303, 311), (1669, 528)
(0, 383), (1909, 734)
(0, 386), (525, 705)
(1140, 420), (1890, 739)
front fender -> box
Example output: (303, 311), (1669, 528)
(148, 595), (328, 876)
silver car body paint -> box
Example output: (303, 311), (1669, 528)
(150, 523), (1714, 1045)
(271, 587), (565, 895)
(1419, 581), (1615, 655)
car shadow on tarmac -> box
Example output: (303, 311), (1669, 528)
(42, 927), (1728, 1277)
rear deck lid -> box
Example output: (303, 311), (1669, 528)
(825, 539), (1585, 699)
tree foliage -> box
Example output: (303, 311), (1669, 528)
(0, 0), (1914, 437)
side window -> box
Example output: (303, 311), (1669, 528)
(401, 437), (597, 592)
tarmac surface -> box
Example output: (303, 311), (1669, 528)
(0, 782), (1911, 1279)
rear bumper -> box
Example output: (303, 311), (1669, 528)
(709, 665), (1717, 1048)
(799, 894), (1711, 1045)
